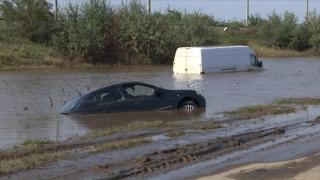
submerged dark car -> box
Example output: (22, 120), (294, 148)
(60, 82), (206, 114)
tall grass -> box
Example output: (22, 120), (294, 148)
(1, 0), (320, 66)
(53, 0), (219, 64)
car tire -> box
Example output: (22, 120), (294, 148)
(179, 100), (197, 113)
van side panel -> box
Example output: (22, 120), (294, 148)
(174, 46), (257, 74)
(234, 47), (250, 71)
(202, 48), (236, 73)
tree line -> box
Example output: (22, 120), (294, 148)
(1, 0), (320, 65)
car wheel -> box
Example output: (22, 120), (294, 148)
(179, 101), (197, 113)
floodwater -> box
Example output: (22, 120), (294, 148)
(0, 57), (320, 149)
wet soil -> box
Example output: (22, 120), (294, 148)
(2, 109), (320, 180)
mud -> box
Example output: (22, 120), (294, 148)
(90, 127), (286, 180)
(2, 107), (320, 180)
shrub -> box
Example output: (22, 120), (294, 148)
(248, 13), (264, 26)
(52, 0), (114, 63)
(308, 11), (320, 50)
(260, 11), (310, 50)
(115, 2), (219, 64)
(0, 0), (54, 43)
(289, 21), (311, 50)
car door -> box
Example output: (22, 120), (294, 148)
(121, 84), (168, 111)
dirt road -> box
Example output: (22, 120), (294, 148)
(1, 105), (320, 180)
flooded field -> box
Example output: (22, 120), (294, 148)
(0, 57), (320, 149)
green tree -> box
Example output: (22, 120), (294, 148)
(0, 0), (54, 43)
(308, 11), (320, 50)
(53, 0), (114, 63)
(260, 11), (310, 50)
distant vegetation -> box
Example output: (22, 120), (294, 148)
(0, 0), (320, 68)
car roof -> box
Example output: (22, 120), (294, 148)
(112, 81), (155, 87)
(91, 82), (157, 93)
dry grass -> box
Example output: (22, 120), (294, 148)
(166, 130), (186, 138)
(0, 152), (65, 176)
(249, 42), (317, 57)
(197, 122), (223, 130)
(225, 104), (296, 120)
(22, 139), (54, 147)
(274, 98), (320, 106)
(90, 120), (179, 137)
(89, 138), (151, 153)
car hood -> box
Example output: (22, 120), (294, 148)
(59, 96), (81, 114)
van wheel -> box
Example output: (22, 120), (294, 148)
(179, 101), (197, 113)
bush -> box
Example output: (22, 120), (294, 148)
(147, 10), (219, 63)
(308, 11), (320, 50)
(248, 13), (264, 26)
(0, 0), (54, 43)
(260, 11), (310, 50)
(52, 0), (114, 63)
(52, 0), (219, 64)
(289, 21), (311, 50)
(114, 2), (219, 64)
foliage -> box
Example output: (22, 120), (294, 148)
(1, 0), (320, 66)
(52, 0), (114, 63)
(0, 0), (54, 43)
(260, 11), (311, 50)
(248, 13), (264, 26)
(53, 0), (219, 64)
(308, 11), (320, 50)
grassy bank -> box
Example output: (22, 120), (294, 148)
(224, 97), (320, 120)
(0, 21), (317, 70)
(1, 0), (320, 69)
(0, 21), (60, 69)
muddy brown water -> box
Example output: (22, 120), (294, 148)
(0, 57), (320, 149)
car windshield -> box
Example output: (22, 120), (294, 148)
(59, 96), (81, 114)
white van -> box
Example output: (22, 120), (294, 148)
(173, 46), (263, 74)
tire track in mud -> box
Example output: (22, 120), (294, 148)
(4, 116), (320, 180)
(90, 127), (287, 179)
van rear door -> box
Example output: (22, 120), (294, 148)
(174, 48), (188, 73)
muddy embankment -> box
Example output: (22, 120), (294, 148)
(1, 98), (320, 180)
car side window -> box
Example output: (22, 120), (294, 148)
(125, 85), (155, 98)
(98, 89), (122, 104)
(81, 88), (122, 107)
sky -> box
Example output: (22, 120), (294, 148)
(51, 0), (320, 22)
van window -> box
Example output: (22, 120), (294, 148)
(250, 54), (259, 67)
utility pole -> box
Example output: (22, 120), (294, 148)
(148, 0), (151, 15)
(55, 0), (58, 20)
(306, 0), (309, 21)
(246, 0), (249, 27)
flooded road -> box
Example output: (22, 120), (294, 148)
(0, 57), (320, 148)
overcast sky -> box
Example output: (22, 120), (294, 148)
(51, 0), (320, 21)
